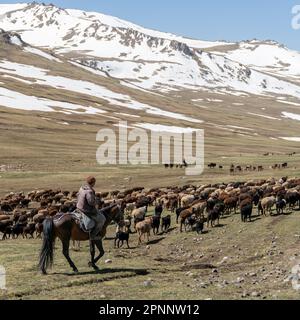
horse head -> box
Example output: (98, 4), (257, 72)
(110, 204), (124, 224)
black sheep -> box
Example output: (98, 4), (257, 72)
(161, 215), (171, 232)
(195, 220), (204, 234)
(23, 223), (36, 238)
(241, 203), (253, 222)
(114, 231), (130, 249)
(152, 215), (160, 234)
(154, 204), (163, 217)
(276, 199), (286, 214)
(11, 223), (27, 239)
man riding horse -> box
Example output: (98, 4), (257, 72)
(76, 176), (106, 241)
(39, 176), (123, 274)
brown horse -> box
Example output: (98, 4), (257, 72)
(38, 204), (123, 274)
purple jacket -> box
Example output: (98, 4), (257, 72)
(76, 185), (97, 216)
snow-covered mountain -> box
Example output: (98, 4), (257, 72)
(1, 2), (300, 98)
(1, 2), (300, 156)
(213, 40), (300, 81)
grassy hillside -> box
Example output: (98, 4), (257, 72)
(0, 205), (300, 300)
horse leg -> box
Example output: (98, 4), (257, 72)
(88, 240), (99, 270)
(62, 239), (78, 273)
(93, 240), (105, 265)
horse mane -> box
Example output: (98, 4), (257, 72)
(99, 203), (119, 219)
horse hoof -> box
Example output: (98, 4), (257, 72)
(88, 262), (99, 271)
(92, 265), (99, 271)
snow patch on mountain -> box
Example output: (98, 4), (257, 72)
(223, 41), (300, 78)
(0, 86), (106, 114)
(0, 59), (203, 122)
(282, 112), (300, 121)
(135, 123), (200, 133)
(24, 47), (62, 63)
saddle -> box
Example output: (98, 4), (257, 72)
(54, 210), (95, 233)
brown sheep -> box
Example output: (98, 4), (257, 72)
(179, 207), (197, 232)
(180, 195), (195, 208)
(224, 196), (238, 214)
(260, 196), (276, 216)
(131, 206), (147, 228)
(136, 217), (153, 245)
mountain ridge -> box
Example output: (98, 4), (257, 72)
(0, 2), (300, 152)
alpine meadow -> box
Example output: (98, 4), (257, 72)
(0, 2), (300, 301)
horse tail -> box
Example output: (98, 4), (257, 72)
(39, 217), (55, 274)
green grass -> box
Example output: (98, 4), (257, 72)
(1, 206), (300, 300)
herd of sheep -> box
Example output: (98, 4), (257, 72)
(0, 176), (300, 246)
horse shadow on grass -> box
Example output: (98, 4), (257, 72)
(52, 267), (149, 277)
